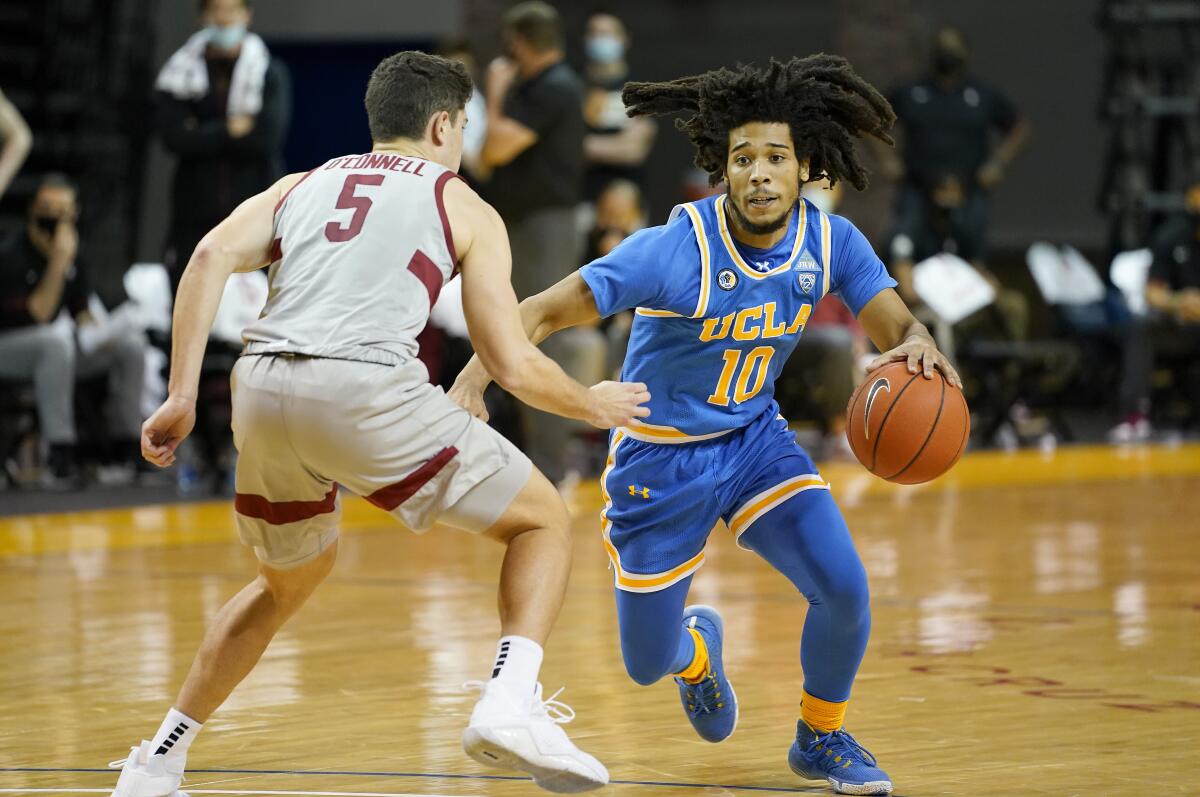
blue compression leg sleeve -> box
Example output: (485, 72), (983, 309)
(614, 575), (696, 685)
(737, 488), (870, 702)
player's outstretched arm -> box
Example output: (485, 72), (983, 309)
(141, 172), (302, 467)
(449, 271), (602, 418)
(447, 180), (647, 428)
(858, 288), (963, 388)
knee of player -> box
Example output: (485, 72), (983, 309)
(823, 574), (871, 623)
(622, 650), (671, 686)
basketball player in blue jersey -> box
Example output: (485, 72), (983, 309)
(451, 55), (962, 795)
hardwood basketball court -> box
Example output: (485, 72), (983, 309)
(1, 443), (1197, 796)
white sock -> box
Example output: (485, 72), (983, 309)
(489, 635), (543, 695)
(149, 708), (202, 761)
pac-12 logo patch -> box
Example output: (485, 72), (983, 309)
(797, 272), (817, 294)
(863, 377), (890, 439)
(717, 268), (738, 291)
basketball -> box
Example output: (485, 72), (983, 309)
(845, 361), (970, 484)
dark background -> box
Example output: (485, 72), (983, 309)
(136, 0), (1108, 262)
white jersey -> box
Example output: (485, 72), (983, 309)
(242, 152), (460, 366)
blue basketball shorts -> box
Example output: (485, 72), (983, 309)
(599, 403), (832, 592)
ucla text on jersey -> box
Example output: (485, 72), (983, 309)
(580, 193), (896, 443)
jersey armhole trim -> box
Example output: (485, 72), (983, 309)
(273, 168), (317, 218)
(434, 170), (465, 269)
(819, 210), (832, 299)
(680, 202), (712, 318)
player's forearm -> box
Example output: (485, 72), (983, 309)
(456, 291), (569, 389)
(166, 247), (236, 400)
(498, 346), (596, 423)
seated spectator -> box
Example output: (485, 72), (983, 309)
(1111, 184), (1200, 442)
(581, 11), (655, 201)
(0, 174), (147, 486)
(585, 179), (647, 376)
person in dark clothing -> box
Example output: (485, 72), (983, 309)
(0, 174), (147, 485)
(581, 12), (655, 201)
(877, 27), (1029, 312)
(154, 0), (290, 294)
(479, 1), (593, 482)
(1112, 185), (1200, 441)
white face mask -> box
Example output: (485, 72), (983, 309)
(207, 23), (247, 51)
(801, 184), (837, 214)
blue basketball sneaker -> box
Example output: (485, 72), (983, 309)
(788, 721), (892, 795)
(673, 605), (737, 743)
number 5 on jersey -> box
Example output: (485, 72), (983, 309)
(708, 346), (774, 406)
(325, 174), (385, 242)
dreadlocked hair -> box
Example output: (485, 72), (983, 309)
(622, 54), (895, 190)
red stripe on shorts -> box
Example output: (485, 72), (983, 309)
(366, 446), (458, 511)
(235, 484), (339, 525)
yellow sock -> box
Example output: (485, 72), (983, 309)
(674, 627), (709, 683)
(801, 689), (847, 734)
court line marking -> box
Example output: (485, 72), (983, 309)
(0, 768), (814, 793)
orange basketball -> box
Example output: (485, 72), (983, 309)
(845, 361), (970, 484)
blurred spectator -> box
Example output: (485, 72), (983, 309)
(0, 175), (147, 486)
(0, 88), (32, 200)
(1111, 184), (1200, 442)
(585, 179), (646, 376)
(581, 12), (655, 201)
(437, 39), (488, 181)
(480, 1), (589, 482)
(154, 0), (290, 294)
(879, 27), (1030, 340)
(776, 179), (867, 459)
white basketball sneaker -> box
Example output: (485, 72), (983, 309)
(109, 740), (187, 797)
(462, 680), (609, 793)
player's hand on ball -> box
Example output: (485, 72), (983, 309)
(140, 396), (196, 468)
(448, 380), (490, 423)
(868, 338), (963, 389)
(586, 381), (651, 429)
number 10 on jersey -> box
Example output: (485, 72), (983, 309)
(707, 346), (775, 406)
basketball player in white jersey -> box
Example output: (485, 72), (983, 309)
(109, 51), (649, 796)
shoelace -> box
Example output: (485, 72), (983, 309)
(809, 728), (878, 768)
(462, 680), (577, 725)
(682, 671), (724, 714)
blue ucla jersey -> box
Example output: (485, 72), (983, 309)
(580, 193), (896, 442)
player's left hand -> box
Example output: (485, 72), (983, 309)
(141, 395), (196, 468)
(868, 338), (963, 389)
(448, 380), (490, 423)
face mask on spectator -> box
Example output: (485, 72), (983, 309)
(34, 215), (59, 237)
(932, 47), (965, 77)
(587, 35), (625, 64)
(207, 23), (247, 51)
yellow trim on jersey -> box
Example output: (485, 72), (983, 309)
(820, 210), (832, 298)
(728, 474), (830, 544)
(681, 203), (713, 317)
(635, 308), (684, 318)
(714, 194), (807, 280)
(620, 420), (735, 445)
(598, 430), (707, 592)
